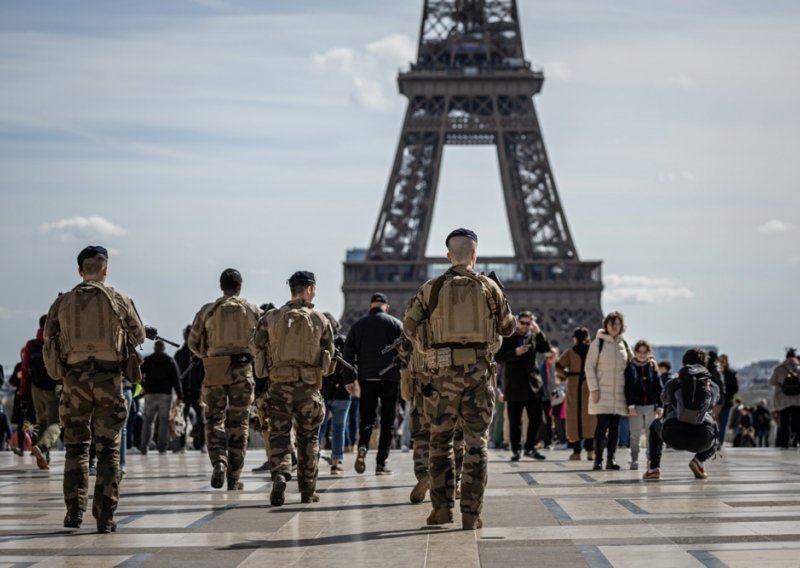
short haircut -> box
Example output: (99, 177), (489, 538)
(219, 268), (242, 292)
(572, 326), (590, 343)
(447, 235), (477, 264)
(39, 314), (47, 328)
(602, 311), (625, 333)
(658, 360), (672, 372)
(634, 340), (652, 353)
(80, 254), (107, 275)
(517, 310), (534, 321)
(290, 283), (312, 297)
(154, 340), (165, 353)
(682, 348), (707, 366)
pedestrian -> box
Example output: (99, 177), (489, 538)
(753, 399), (772, 447)
(586, 311), (633, 471)
(624, 340), (663, 470)
(768, 348), (800, 448)
(188, 268), (261, 490)
(556, 327), (596, 461)
(23, 315), (61, 470)
(319, 313), (352, 475)
(342, 293), (403, 476)
(43, 245), (145, 532)
(495, 310), (550, 461)
(717, 354), (739, 445)
(403, 228), (516, 530)
(175, 325), (206, 452)
(250, 271), (336, 506)
(9, 349), (35, 456)
(138, 341), (183, 454)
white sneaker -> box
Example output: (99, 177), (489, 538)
(630, 461), (639, 470)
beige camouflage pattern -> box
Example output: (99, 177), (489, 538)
(60, 364), (127, 524)
(31, 385), (61, 450)
(188, 295), (261, 359)
(254, 387), (271, 459)
(201, 363), (255, 483)
(267, 380), (324, 495)
(410, 380), (464, 484)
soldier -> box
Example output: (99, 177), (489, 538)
(188, 269), (261, 491)
(250, 271), (335, 506)
(404, 228), (515, 530)
(251, 303), (275, 474)
(43, 245), (145, 533)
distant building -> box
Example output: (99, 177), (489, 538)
(653, 345), (719, 371)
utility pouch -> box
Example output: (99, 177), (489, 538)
(124, 343), (144, 385)
(452, 348), (477, 367)
(203, 355), (233, 386)
(299, 367), (319, 388)
(400, 372), (413, 401)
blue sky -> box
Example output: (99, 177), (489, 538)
(1, 1), (798, 368)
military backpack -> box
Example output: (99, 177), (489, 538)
(205, 296), (257, 356)
(266, 305), (331, 385)
(57, 282), (125, 365)
(427, 271), (497, 347)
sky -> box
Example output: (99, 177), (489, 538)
(0, 0), (798, 369)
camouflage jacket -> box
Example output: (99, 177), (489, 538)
(188, 294), (261, 358)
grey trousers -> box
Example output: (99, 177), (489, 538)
(141, 393), (172, 452)
(629, 405), (658, 462)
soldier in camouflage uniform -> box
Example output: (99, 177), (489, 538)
(404, 229), (515, 530)
(188, 269), (261, 491)
(43, 245), (145, 533)
(398, 338), (465, 505)
(250, 271), (335, 507)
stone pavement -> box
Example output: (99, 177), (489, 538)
(2, 446), (800, 567)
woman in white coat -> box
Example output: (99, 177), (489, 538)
(585, 311), (633, 471)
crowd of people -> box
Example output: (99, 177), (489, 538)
(1, 235), (799, 533)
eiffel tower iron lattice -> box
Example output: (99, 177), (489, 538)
(341, 0), (603, 348)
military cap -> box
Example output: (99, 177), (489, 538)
(219, 268), (242, 290)
(371, 293), (388, 304)
(445, 228), (478, 247)
(288, 271), (316, 286)
(77, 245), (108, 266)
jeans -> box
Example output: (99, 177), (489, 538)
(346, 397), (359, 448)
(126, 396), (141, 450)
(120, 388), (133, 469)
(140, 393), (172, 452)
(718, 402), (733, 444)
(618, 416), (630, 447)
(319, 399), (351, 460)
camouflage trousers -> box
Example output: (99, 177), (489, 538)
(32, 385), (61, 450)
(254, 390), (271, 461)
(60, 365), (127, 523)
(410, 380), (464, 483)
(423, 363), (494, 515)
(268, 379), (324, 495)
(201, 364), (254, 483)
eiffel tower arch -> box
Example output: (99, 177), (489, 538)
(341, 0), (603, 349)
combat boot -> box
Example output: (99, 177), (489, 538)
(227, 479), (243, 491)
(354, 447), (367, 474)
(301, 492), (320, 503)
(32, 446), (49, 470)
(211, 462), (227, 489)
(270, 475), (287, 507)
(462, 513), (483, 530)
(426, 507), (453, 526)
(97, 520), (117, 534)
(63, 511), (83, 529)
(409, 476), (430, 504)
(252, 461), (270, 473)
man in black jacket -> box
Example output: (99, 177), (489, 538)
(175, 326), (205, 452)
(139, 341), (182, 454)
(343, 293), (403, 475)
(495, 310), (550, 461)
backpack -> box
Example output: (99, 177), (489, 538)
(28, 342), (54, 390)
(57, 282), (125, 365)
(205, 297), (257, 356)
(782, 368), (800, 396)
(674, 364), (713, 424)
(428, 271), (496, 346)
(266, 305), (326, 369)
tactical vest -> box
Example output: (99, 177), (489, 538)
(428, 272), (497, 347)
(57, 282), (125, 365)
(266, 305), (330, 383)
(205, 296), (257, 356)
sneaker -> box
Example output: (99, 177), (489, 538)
(630, 461), (639, 470)
(532, 451), (546, 461)
(426, 507), (453, 526)
(605, 460), (621, 471)
(375, 464), (393, 476)
(330, 464), (344, 476)
(301, 492), (320, 504)
(63, 511), (83, 529)
(462, 512), (483, 530)
(211, 462), (226, 489)
(96, 520), (117, 534)
(568, 452), (582, 461)
(410, 476), (430, 504)
(689, 458), (708, 479)
(32, 446), (49, 470)
(227, 479), (243, 491)
(270, 475), (287, 507)
(642, 468), (661, 481)
(592, 462), (603, 471)
(252, 461), (271, 473)
(354, 447), (367, 474)
(510, 451), (521, 462)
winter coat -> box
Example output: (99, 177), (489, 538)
(585, 330), (632, 416)
(342, 308), (403, 382)
(722, 368), (739, 405)
(624, 360), (663, 409)
(557, 343), (596, 441)
(768, 358), (800, 411)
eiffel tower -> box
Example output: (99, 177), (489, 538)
(341, 0), (603, 348)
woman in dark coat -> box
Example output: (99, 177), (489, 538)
(556, 327), (596, 461)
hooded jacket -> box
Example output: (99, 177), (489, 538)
(585, 330), (632, 416)
(769, 358), (800, 411)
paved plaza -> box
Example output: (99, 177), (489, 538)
(2, 446), (800, 567)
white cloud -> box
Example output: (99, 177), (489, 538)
(40, 216), (127, 241)
(312, 33), (415, 111)
(667, 74), (695, 89)
(759, 219), (791, 234)
(604, 274), (694, 305)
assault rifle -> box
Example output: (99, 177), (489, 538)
(335, 350), (357, 376)
(378, 335), (404, 377)
(144, 325), (180, 348)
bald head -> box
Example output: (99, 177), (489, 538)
(447, 236), (478, 266)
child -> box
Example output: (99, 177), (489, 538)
(643, 348), (720, 481)
(624, 340), (663, 470)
